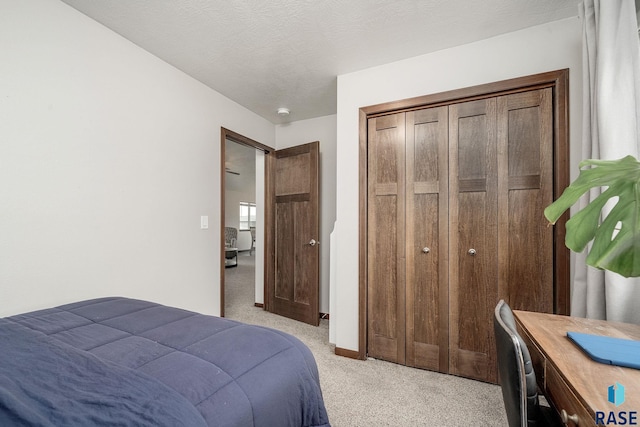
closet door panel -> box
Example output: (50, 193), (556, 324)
(497, 88), (554, 313)
(406, 107), (449, 371)
(449, 99), (498, 383)
(367, 113), (406, 364)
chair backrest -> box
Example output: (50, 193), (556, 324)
(494, 300), (541, 427)
(224, 227), (238, 248)
(249, 227), (256, 253)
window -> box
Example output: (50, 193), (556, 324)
(239, 202), (256, 230)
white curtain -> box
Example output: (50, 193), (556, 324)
(573, 0), (640, 323)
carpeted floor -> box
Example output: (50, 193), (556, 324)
(224, 253), (508, 426)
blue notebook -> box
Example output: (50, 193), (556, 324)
(567, 331), (640, 370)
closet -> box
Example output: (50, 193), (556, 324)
(365, 72), (569, 384)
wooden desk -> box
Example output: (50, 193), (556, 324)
(514, 311), (640, 427)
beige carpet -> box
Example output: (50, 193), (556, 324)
(225, 253), (508, 426)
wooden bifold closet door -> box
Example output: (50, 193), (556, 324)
(367, 87), (554, 383)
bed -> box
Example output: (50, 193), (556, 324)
(0, 297), (331, 427)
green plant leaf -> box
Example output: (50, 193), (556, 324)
(544, 155), (640, 277)
(563, 185), (618, 252)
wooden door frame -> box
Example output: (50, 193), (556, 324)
(357, 69), (571, 359)
(220, 128), (275, 317)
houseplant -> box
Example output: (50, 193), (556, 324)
(544, 155), (640, 278)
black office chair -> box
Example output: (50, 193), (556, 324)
(494, 300), (561, 427)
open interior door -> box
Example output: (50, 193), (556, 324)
(270, 141), (320, 326)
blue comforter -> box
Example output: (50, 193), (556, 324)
(1, 297), (331, 427)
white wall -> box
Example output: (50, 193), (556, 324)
(255, 150), (265, 305)
(276, 115), (337, 314)
(333, 17), (583, 351)
(0, 0), (274, 317)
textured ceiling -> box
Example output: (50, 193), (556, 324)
(60, 0), (581, 124)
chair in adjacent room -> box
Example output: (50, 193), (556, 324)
(249, 226), (256, 255)
(493, 300), (561, 427)
(224, 227), (238, 267)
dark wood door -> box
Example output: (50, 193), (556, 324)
(365, 85), (558, 384)
(367, 113), (406, 363)
(448, 88), (554, 383)
(362, 72), (569, 384)
(405, 107), (449, 371)
(272, 141), (320, 326)
(448, 98), (499, 382)
(496, 88), (554, 314)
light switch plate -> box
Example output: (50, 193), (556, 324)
(200, 215), (208, 229)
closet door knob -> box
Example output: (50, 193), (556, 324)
(468, 248), (477, 256)
(422, 247), (430, 254)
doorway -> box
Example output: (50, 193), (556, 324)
(220, 128), (272, 318)
(224, 139), (260, 315)
(220, 128), (322, 326)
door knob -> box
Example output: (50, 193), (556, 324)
(309, 239), (319, 246)
(468, 248), (477, 256)
(422, 247), (430, 254)
(560, 409), (579, 425)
